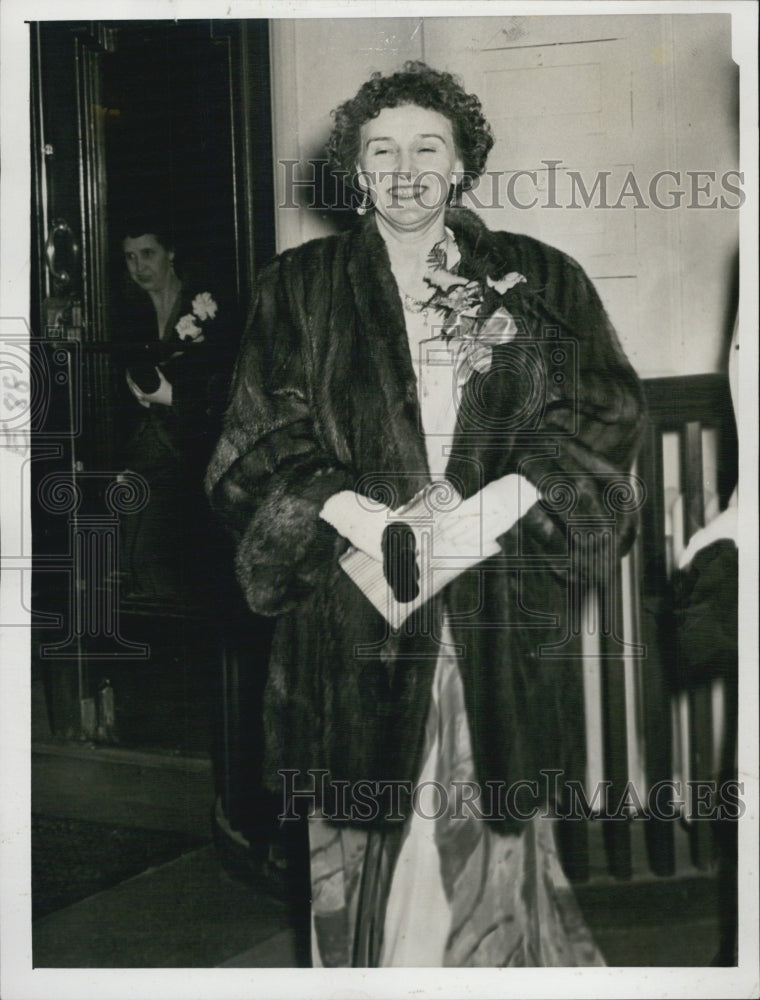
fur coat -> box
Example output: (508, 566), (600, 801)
(205, 208), (647, 832)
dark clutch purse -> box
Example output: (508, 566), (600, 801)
(382, 521), (420, 603)
(128, 363), (161, 395)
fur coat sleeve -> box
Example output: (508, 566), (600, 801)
(204, 254), (355, 615)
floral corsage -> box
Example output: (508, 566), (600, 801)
(422, 241), (526, 387)
(175, 292), (218, 343)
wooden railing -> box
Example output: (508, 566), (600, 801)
(560, 372), (737, 883)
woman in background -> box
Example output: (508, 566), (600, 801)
(112, 217), (233, 602)
(112, 217), (284, 892)
(207, 62), (647, 966)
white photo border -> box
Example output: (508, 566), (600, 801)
(1, 2), (757, 998)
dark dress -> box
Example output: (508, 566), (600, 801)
(112, 266), (236, 604)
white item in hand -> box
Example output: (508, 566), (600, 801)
(331, 474), (540, 628)
(442, 474), (539, 558)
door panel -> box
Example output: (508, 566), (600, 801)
(424, 14), (679, 374)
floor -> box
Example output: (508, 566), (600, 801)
(32, 814), (206, 920)
(30, 764), (724, 970)
(33, 837), (723, 969)
(32, 844), (301, 968)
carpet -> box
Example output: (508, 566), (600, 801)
(32, 814), (208, 920)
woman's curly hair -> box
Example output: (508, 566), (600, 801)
(326, 61), (494, 191)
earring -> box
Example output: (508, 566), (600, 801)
(356, 192), (372, 216)
(448, 184), (458, 208)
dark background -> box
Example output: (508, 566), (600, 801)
(104, 21), (238, 285)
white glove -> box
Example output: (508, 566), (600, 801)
(320, 474), (539, 563)
(328, 474), (541, 626)
(319, 490), (391, 562)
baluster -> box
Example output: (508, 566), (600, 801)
(680, 421), (715, 870)
(637, 422), (676, 876)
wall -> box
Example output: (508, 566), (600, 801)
(269, 13), (739, 377)
(269, 18), (424, 253)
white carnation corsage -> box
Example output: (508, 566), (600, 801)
(175, 291), (219, 342)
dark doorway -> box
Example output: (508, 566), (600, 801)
(31, 18), (275, 751)
(103, 21), (238, 297)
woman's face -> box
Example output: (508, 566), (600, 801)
(122, 234), (174, 293)
(357, 104), (464, 233)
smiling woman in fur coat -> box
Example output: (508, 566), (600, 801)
(206, 61), (647, 967)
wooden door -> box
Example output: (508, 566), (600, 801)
(423, 13), (708, 377)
